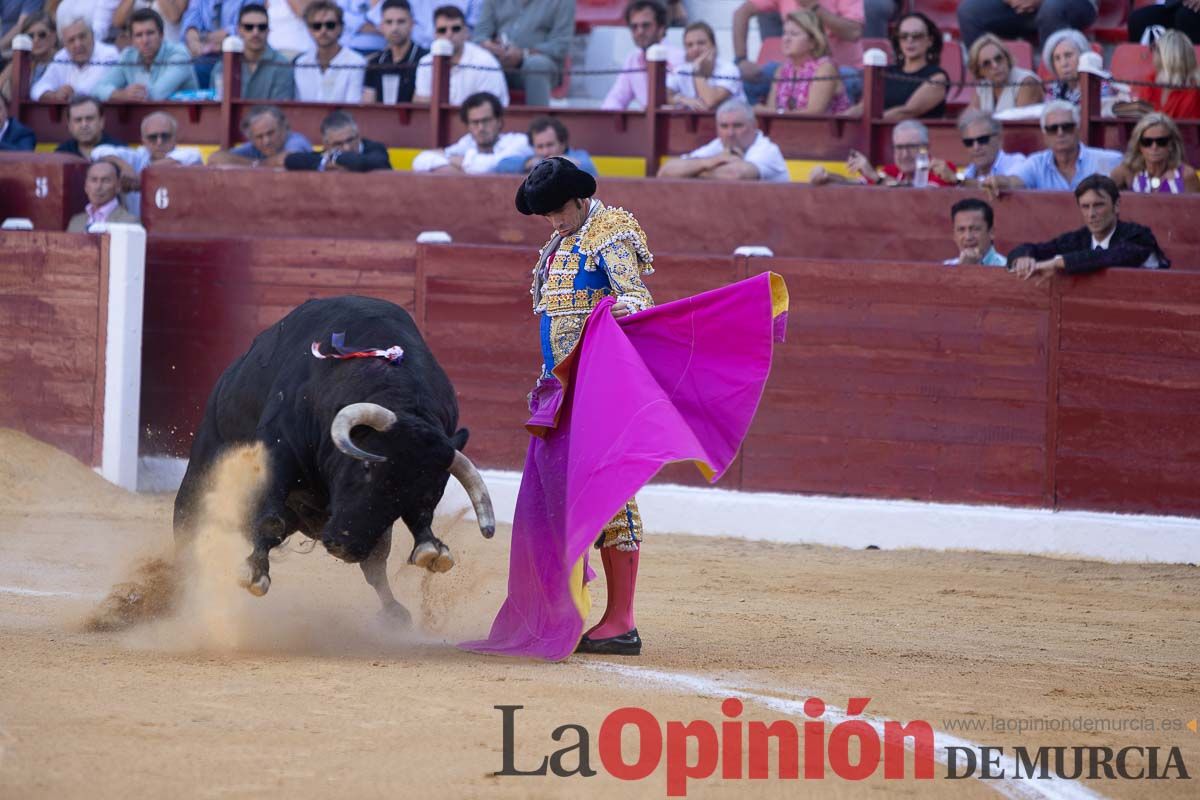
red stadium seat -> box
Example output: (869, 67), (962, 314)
(757, 36), (783, 65)
(575, 0), (624, 34)
(1110, 42), (1155, 82)
(942, 39), (971, 108)
(1003, 38), (1033, 71)
(911, 0), (960, 38)
(1088, 0), (1131, 43)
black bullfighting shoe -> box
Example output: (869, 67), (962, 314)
(576, 628), (642, 656)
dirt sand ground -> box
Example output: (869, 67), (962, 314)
(1, 430), (1197, 800)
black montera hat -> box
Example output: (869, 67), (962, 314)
(515, 157), (597, 216)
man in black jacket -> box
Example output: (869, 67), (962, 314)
(284, 111), (392, 172)
(1008, 174), (1169, 280)
(0, 93), (35, 151)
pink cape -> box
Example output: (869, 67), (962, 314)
(460, 272), (789, 661)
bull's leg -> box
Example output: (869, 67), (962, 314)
(238, 443), (303, 598)
(360, 526), (411, 624)
(403, 509), (455, 574)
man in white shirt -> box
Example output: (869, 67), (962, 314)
(413, 4), (509, 106)
(31, 18), (120, 101)
(92, 111), (203, 217)
(294, 0), (367, 103)
(657, 98), (789, 183)
(412, 91), (531, 173)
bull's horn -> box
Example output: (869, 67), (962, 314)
(331, 403), (397, 463)
(449, 451), (496, 539)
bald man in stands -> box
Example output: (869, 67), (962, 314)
(657, 99), (788, 182)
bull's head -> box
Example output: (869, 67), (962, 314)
(329, 402), (496, 544)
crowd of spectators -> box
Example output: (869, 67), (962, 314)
(0, 0), (1196, 267)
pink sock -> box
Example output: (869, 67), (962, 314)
(586, 546), (638, 639)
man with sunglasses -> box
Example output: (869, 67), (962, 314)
(602, 0), (684, 110)
(413, 4), (508, 105)
(1007, 174), (1169, 279)
(294, 0), (367, 102)
(956, 109), (1025, 186)
(211, 4), (295, 100)
(92, 111), (202, 216)
(983, 100), (1121, 194)
(31, 18), (120, 101)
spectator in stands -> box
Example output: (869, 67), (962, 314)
(30, 17), (121, 101)
(362, 0), (427, 103)
(473, 0), (573, 107)
(1134, 29), (1200, 119)
(733, 1), (863, 105)
(956, 109), (1026, 184)
(1007, 174), (1169, 278)
(412, 90), (531, 172)
(958, 0), (1097, 49)
(496, 115), (598, 175)
(811, 119), (957, 186)
(1041, 28), (1114, 108)
(0, 92), (35, 150)
(984, 100), (1122, 192)
(212, 4), (296, 100)
(380, 0), (473, 51)
(602, 0), (684, 111)
(967, 33), (1042, 112)
(341, 0), (387, 55)
(183, 0), (248, 88)
(208, 104), (312, 166)
(667, 21), (745, 109)
(945, 197), (1006, 266)
(92, 9), (199, 101)
(54, 0), (122, 44)
(112, 1), (187, 47)
(284, 110), (393, 171)
(414, 4), (509, 105)
(847, 11), (948, 120)
(1128, 1), (1200, 47)
(295, 1), (368, 102)
(1110, 112), (1200, 193)
(1, 0), (39, 56)
(0, 13), (55, 102)
(266, 0), (314, 56)
(67, 160), (139, 231)
(56, 95), (124, 158)
(864, 0), (898, 38)
(92, 111), (202, 215)
(760, 9), (851, 115)
(658, 98), (789, 182)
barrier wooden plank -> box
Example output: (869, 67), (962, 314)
(0, 153), (89, 232)
(1053, 270), (1200, 515)
(0, 231), (108, 464)
(135, 170), (1200, 270)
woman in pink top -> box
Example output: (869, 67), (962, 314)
(761, 9), (851, 115)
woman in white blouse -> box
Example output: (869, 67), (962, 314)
(666, 21), (745, 111)
(967, 33), (1041, 113)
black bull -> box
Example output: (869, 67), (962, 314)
(173, 296), (495, 622)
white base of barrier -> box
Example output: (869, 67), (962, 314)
(137, 457), (1199, 564)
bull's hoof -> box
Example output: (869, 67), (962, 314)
(409, 541), (438, 569)
(432, 544), (455, 573)
(248, 574), (271, 597)
(237, 562), (271, 597)
(378, 602), (412, 627)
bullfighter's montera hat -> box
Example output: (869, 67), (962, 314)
(515, 157), (597, 216)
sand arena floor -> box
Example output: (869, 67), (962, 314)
(0, 429), (1197, 800)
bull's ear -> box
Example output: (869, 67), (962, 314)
(450, 428), (469, 452)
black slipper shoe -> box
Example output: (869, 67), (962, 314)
(576, 628), (642, 656)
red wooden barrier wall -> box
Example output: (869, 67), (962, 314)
(0, 153), (88, 232)
(138, 239), (1200, 517)
(0, 231), (109, 465)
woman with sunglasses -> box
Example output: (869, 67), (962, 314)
(0, 13), (56, 103)
(1110, 113), (1200, 194)
(880, 11), (949, 121)
(967, 33), (1041, 112)
(1133, 30), (1200, 121)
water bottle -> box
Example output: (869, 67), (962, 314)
(913, 149), (930, 188)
